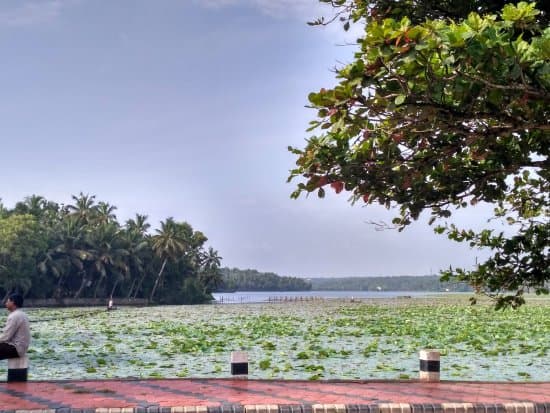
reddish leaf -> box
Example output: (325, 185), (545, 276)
(331, 181), (344, 194)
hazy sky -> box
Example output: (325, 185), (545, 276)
(1, 0), (493, 278)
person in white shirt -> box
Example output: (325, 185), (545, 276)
(0, 293), (30, 359)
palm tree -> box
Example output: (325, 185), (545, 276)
(122, 214), (152, 298)
(14, 195), (46, 216)
(186, 229), (208, 268)
(149, 218), (187, 302)
(126, 214), (151, 235)
(15, 195), (61, 227)
(120, 233), (150, 298)
(198, 247), (223, 292)
(67, 192), (97, 225)
(86, 223), (128, 298)
(37, 250), (68, 298)
(201, 247), (222, 268)
(41, 216), (92, 298)
(95, 202), (117, 226)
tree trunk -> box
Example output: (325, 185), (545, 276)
(133, 272), (148, 299)
(149, 258), (167, 302)
(126, 278), (136, 298)
(53, 275), (66, 299)
(93, 275), (105, 298)
(73, 272), (89, 299)
(110, 279), (120, 298)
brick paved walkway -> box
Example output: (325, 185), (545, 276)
(0, 379), (549, 413)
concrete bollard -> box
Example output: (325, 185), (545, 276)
(230, 351), (248, 377)
(8, 355), (28, 382)
(419, 349), (440, 381)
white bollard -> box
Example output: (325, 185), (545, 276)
(230, 351), (248, 377)
(8, 355), (28, 382)
(419, 349), (440, 381)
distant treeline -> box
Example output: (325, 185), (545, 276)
(218, 268), (312, 292)
(217, 270), (471, 292)
(309, 275), (472, 292)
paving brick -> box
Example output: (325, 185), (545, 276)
(0, 379), (548, 413)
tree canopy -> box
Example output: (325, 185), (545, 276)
(0, 194), (223, 304)
(289, 0), (549, 308)
(218, 268), (312, 292)
(309, 275), (471, 292)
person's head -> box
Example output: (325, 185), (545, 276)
(5, 293), (23, 312)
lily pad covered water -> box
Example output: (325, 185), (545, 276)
(10, 298), (550, 381)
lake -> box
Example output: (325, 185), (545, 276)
(212, 290), (443, 303)
(18, 295), (549, 381)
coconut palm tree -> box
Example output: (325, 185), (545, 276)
(86, 222), (129, 298)
(67, 192), (97, 225)
(198, 247), (223, 292)
(122, 214), (152, 298)
(38, 250), (68, 298)
(126, 214), (151, 235)
(149, 218), (187, 302)
(40, 216), (92, 298)
(95, 202), (117, 226)
(14, 195), (46, 216)
(15, 195), (61, 228)
(121, 233), (150, 298)
(201, 247), (222, 268)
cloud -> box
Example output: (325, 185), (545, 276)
(0, 0), (70, 27)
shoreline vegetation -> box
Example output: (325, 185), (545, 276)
(309, 275), (471, 292)
(218, 268), (313, 292)
(217, 268), (471, 293)
(0, 194), (223, 305)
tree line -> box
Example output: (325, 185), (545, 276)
(218, 268), (312, 291)
(309, 275), (471, 292)
(0, 194), (223, 304)
(216, 270), (471, 292)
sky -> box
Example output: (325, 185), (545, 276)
(0, 0), (494, 278)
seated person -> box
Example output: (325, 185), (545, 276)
(0, 293), (30, 359)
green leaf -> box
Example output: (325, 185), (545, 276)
(259, 359), (271, 370)
(394, 94), (406, 105)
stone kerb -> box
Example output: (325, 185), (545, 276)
(5, 403), (549, 413)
